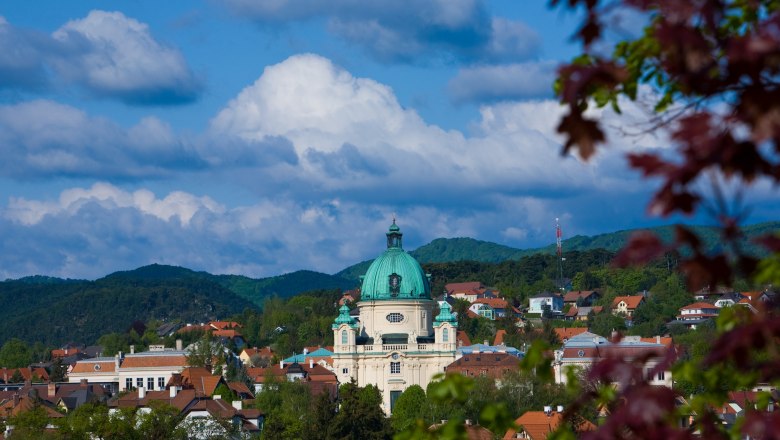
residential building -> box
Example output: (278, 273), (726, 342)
(446, 282), (485, 303)
(611, 295), (645, 317)
(563, 290), (600, 307)
(528, 292), (564, 315)
(469, 302), (495, 320)
(564, 305), (603, 322)
(503, 408), (595, 439)
(552, 332), (672, 387)
(247, 360), (338, 396)
(445, 352), (521, 380)
(554, 327), (588, 344)
(69, 344), (189, 392)
(283, 346), (334, 371)
(715, 293), (743, 308)
(239, 347), (274, 366)
(332, 221), (458, 414)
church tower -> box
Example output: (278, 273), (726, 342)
(332, 221), (457, 414)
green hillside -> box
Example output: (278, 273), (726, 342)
(0, 271), (254, 346)
(212, 270), (355, 307)
(0, 264), (355, 346)
(336, 221), (780, 280)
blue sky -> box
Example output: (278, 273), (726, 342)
(0, 1), (776, 280)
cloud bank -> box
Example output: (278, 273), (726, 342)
(0, 11), (202, 105)
(0, 54), (703, 279)
(219, 0), (539, 63)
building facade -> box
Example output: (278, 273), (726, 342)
(332, 221), (457, 414)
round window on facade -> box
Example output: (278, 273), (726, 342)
(577, 350), (585, 358)
(94, 364), (101, 371)
(386, 313), (404, 323)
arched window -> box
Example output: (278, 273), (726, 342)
(443, 327), (449, 342)
(341, 330), (348, 345)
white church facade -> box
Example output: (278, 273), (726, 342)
(332, 221), (458, 414)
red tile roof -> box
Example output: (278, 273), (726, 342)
(503, 411), (595, 439)
(120, 354), (187, 369)
(213, 329), (242, 338)
(70, 360), (116, 374)
(210, 321), (242, 330)
(554, 327), (588, 342)
(563, 290), (598, 302)
(446, 282), (483, 294)
(612, 295), (644, 310)
(494, 330), (507, 345)
(457, 331), (472, 347)
(680, 302), (717, 310)
(473, 297), (509, 309)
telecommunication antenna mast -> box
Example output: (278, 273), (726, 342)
(556, 218), (565, 292)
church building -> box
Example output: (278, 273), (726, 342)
(332, 220), (458, 414)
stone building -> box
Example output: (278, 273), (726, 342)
(332, 221), (458, 414)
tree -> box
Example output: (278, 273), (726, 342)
(391, 385), (427, 433)
(549, 0), (780, 438)
(0, 338), (32, 368)
(49, 358), (67, 383)
(9, 369), (24, 383)
(305, 389), (337, 440)
(329, 381), (391, 440)
(186, 331), (220, 370)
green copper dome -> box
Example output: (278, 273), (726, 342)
(360, 221), (431, 301)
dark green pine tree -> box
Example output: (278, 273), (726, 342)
(329, 381), (391, 440)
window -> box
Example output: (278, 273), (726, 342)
(126, 378), (132, 390)
(136, 378), (143, 389)
(386, 313), (404, 323)
(158, 377), (165, 389)
(342, 368), (349, 374)
(148, 377), (154, 390)
(390, 362), (401, 374)
(443, 328), (449, 342)
(342, 330), (348, 344)
(390, 390), (402, 412)
(657, 371), (665, 381)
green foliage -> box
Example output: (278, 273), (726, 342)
(0, 266), (256, 347)
(0, 338), (32, 368)
(330, 382), (391, 440)
(588, 312), (626, 338)
(256, 377), (312, 440)
(337, 222), (779, 282)
(6, 404), (51, 439)
(186, 332), (220, 369)
(391, 385), (428, 432)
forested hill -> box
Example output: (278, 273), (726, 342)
(0, 264), (354, 346)
(336, 221), (779, 281)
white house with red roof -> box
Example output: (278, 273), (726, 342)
(552, 332), (672, 387)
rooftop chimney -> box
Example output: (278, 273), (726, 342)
(309, 359), (314, 369)
(232, 400), (243, 411)
(170, 386), (178, 398)
(303, 348), (309, 355)
(130, 345), (135, 354)
(176, 339), (183, 351)
(280, 360), (285, 369)
(656, 336), (661, 344)
(47, 382), (56, 399)
(214, 394), (221, 400)
(544, 406), (552, 416)
(115, 353), (120, 370)
(557, 405), (564, 413)
(138, 386), (145, 399)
